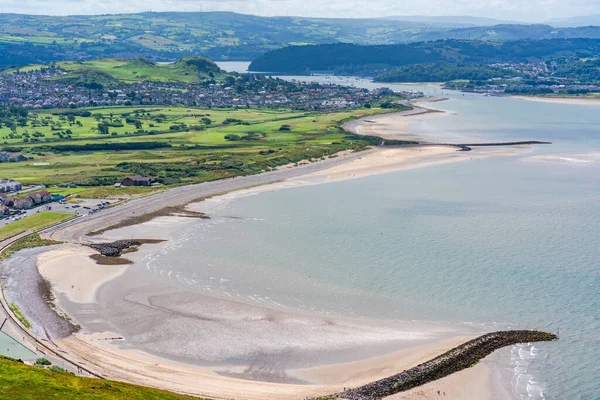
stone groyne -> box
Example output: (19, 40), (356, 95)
(450, 141), (552, 151)
(322, 330), (557, 400)
(87, 239), (164, 257)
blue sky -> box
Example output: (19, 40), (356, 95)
(0, 0), (598, 22)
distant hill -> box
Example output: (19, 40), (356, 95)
(416, 24), (600, 41)
(380, 15), (523, 27)
(249, 39), (600, 73)
(2, 11), (600, 69)
(13, 56), (229, 85)
(547, 15), (600, 28)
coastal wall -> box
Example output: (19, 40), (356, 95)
(322, 330), (557, 400)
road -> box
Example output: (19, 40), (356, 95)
(0, 218), (99, 377)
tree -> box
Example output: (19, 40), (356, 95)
(98, 122), (109, 135)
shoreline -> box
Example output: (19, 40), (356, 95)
(511, 95), (600, 105)
(1, 100), (539, 399)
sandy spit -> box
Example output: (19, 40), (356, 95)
(511, 95), (600, 105)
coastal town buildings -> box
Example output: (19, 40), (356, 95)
(0, 180), (22, 193)
(0, 70), (410, 111)
(121, 176), (153, 186)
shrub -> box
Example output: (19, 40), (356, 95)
(35, 358), (52, 366)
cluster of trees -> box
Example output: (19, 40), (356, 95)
(551, 59), (600, 82)
(375, 63), (514, 82)
(33, 141), (172, 153)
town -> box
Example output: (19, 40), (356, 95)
(446, 61), (600, 95)
(0, 68), (420, 110)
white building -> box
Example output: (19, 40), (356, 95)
(0, 180), (22, 193)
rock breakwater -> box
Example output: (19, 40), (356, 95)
(321, 330), (557, 400)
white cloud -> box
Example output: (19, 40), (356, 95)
(0, 0), (599, 21)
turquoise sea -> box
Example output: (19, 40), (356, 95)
(149, 67), (599, 399)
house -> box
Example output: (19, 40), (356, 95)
(0, 180), (22, 193)
(121, 176), (152, 187)
(0, 195), (15, 207)
(0, 204), (9, 215)
(13, 197), (34, 210)
(29, 190), (52, 205)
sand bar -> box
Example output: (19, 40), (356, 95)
(512, 95), (600, 105)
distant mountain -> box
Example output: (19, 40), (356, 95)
(416, 24), (600, 41)
(380, 15), (524, 27)
(1, 11), (600, 69)
(547, 15), (600, 28)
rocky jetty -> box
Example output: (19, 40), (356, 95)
(88, 240), (141, 257)
(322, 330), (557, 400)
(87, 239), (164, 257)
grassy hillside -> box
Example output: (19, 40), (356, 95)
(15, 57), (226, 83)
(1, 12), (600, 68)
(0, 356), (204, 400)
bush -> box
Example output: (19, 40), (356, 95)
(49, 366), (67, 373)
(35, 358), (52, 366)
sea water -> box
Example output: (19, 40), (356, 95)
(143, 73), (600, 399)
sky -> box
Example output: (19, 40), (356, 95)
(0, 0), (598, 22)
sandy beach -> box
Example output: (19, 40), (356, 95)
(0, 100), (536, 400)
(37, 244), (127, 304)
(51, 330), (489, 400)
(512, 95), (600, 105)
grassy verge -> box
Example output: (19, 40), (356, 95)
(0, 233), (62, 262)
(0, 212), (72, 241)
(0, 355), (206, 400)
(8, 303), (31, 329)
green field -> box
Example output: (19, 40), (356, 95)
(1, 106), (394, 198)
(8, 57), (227, 83)
(0, 212), (72, 241)
(0, 356), (204, 400)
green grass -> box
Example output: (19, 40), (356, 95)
(0, 356), (206, 400)
(0, 233), (62, 261)
(0, 106), (394, 196)
(0, 212), (72, 241)
(9, 57), (226, 83)
(7, 304), (31, 329)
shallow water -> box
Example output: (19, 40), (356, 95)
(136, 76), (599, 399)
